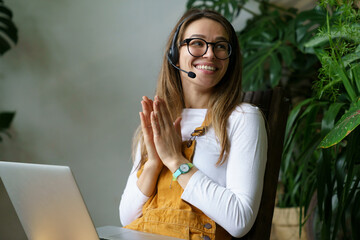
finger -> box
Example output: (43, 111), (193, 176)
(146, 99), (154, 113)
(151, 111), (160, 136)
(157, 97), (173, 127)
(141, 100), (147, 116)
(142, 98), (151, 114)
(174, 117), (182, 138)
(139, 112), (148, 136)
(154, 100), (165, 129)
(139, 112), (151, 135)
(141, 112), (159, 160)
(143, 96), (153, 113)
(154, 96), (171, 129)
(148, 99), (154, 112)
(141, 101), (151, 129)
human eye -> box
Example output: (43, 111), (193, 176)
(189, 39), (205, 47)
(215, 42), (228, 51)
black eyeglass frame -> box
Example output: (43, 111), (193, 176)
(180, 37), (232, 60)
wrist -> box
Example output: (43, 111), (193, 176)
(144, 160), (163, 174)
(172, 162), (194, 181)
(166, 155), (189, 173)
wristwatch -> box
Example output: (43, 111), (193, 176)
(172, 163), (193, 181)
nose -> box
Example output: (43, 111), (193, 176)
(203, 44), (216, 59)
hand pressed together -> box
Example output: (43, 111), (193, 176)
(150, 96), (186, 171)
(140, 95), (192, 177)
(139, 96), (163, 171)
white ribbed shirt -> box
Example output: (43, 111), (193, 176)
(119, 103), (268, 238)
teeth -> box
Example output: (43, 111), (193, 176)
(196, 65), (216, 71)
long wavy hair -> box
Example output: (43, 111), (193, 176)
(133, 9), (243, 168)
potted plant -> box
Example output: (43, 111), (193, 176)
(284, 1), (360, 239)
(0, 0), (18, 139)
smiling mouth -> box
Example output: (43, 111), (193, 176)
(195, 65), (217, 71)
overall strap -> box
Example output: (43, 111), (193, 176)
(183, 114), (212, 161)
(186, 114), (211, 147)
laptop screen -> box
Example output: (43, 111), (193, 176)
(0, 161), (99, 240)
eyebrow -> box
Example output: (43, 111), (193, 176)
(188, 34), (229, 41)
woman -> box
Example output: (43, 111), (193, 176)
(119, 9), (267, 240)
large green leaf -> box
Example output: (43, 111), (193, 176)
(186, 0), (248, 22)
(269, 53), (281, 87)
(351, 64), (360, 94)
(342, 49), (360, 67)
(319, 98), (360, 148)
(0, 112), (15, 129)
(283, 98), (314, 150)
(278, 45), (295, 65)
(304, 24), (360, 49)
(294, 6), (327, 50)
(0, 111), (16, 142)
(321, 102), (345, 132)
(352, 190), (360, 239)
(0, 1), (18, 55)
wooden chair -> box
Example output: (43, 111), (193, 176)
(234, 87), (290, 240)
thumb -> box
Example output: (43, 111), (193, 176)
(174, 117), (182, 137)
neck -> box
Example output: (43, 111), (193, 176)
(183, 90), (212, 109)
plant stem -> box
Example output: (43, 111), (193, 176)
(237, 4), (258, 16)
(254, 0), (297, 17)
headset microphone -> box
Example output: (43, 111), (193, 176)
(167, 54), (196, 79)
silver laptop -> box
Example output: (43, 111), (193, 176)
(0, 161), (182, 240)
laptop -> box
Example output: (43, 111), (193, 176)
(0, 161), (183, 240)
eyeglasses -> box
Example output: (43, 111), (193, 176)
(180, 38), (232, 60)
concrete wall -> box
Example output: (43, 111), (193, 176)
(0, 0), (188, 228)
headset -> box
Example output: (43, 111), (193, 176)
(167, 13), (203, 79)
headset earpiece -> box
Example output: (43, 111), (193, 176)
(168, 25), (180, 64)
(168, 12), (201, 64)
(167, 12), (201, 79)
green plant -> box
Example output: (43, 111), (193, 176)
(0, 0), (18, 139)
(186, 0), (248, 22)
(238, 3), (325, 92)
(283, 1), (360, 239)
(0, 0), (18, 55)
(0, 112), (15, 142)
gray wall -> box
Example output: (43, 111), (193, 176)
(0, 0), (188, 228)
(0, 0), (315, 230)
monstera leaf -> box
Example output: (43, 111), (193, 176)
(0, 0), (18, 55)
(319, 98), (360, 148)
(186, 0), (249, 22)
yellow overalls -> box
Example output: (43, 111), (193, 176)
(125, 122), (232, 240)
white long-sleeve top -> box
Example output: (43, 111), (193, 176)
(119, 103), (268, 238)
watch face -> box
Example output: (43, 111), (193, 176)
(180, 164), (190, 173)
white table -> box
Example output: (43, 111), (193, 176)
(97, 226), (184, 240)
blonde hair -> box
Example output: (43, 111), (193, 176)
(133, 9), (242, 168)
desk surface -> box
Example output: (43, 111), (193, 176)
(97, 226), (184, 240)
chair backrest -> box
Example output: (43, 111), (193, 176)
(234, 87), (290, 240)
